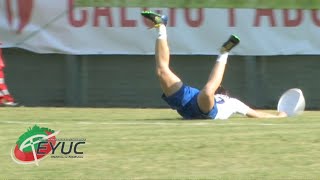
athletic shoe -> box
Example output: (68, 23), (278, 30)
(220, 35), (240, 53)
(141, 10), (168, 27)
(1, 101), (19, 107)
(0, 98), (20, 107)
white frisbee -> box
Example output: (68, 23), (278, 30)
(277, 88), (305, 117)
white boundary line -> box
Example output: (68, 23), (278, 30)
(3, 121), (50, 124)
(1, 120), (319, 126)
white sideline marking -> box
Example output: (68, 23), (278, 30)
(78, 122), (94, 125)
(3, 121), (49, 125)
(0, 120), (317, 126)
(98, 122), (305, 126)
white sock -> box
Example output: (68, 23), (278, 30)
(216, 52), (229, 64)
(157, 24), (167, 39)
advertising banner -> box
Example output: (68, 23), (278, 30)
(1, 0), (320, 55)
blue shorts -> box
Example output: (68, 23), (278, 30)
(162, 85), (218, 119)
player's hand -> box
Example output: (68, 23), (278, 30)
(277, 111), (287, 117)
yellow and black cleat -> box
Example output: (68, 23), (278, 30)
(141, 10), (168, 28)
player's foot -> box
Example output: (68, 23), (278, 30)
(141, 11), (168, 28)
(1, 101), (19, 107)
(0, 98), (20, 107)
(220, 35), (240, 53)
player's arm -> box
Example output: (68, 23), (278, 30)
(230, 98), (287, 118)
(246, 108), (287, 118)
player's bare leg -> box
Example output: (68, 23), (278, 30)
(197, 35), (240, 113)
(155, 27), (182, 96)
(142, 11), (182, 96)
(0, 53), (18, 107)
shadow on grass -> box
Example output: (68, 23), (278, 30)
(114, 118), (183, 121)
(113, 118), (215, 121)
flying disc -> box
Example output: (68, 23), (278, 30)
(277, 88), (305, 117)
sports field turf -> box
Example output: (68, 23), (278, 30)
(1, 107), (320, 179)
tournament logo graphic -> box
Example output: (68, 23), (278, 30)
(11, 125), (59, 166)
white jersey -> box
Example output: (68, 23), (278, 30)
(214, 94), (251, 120)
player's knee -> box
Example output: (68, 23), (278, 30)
(156, 67), (170, 78)
(198, 90), (215, 113)
(201, 88), (214, 99)
(198, 89), (215, 106)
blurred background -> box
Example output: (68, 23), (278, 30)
(1, 0), (320, 109)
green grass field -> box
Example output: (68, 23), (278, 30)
(1, 107), (320, 179)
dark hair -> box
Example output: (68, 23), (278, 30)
(215, 85), (229, 95)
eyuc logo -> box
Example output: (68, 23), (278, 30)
(11, 125), (86, 166)
(11, 125), (59, 166)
